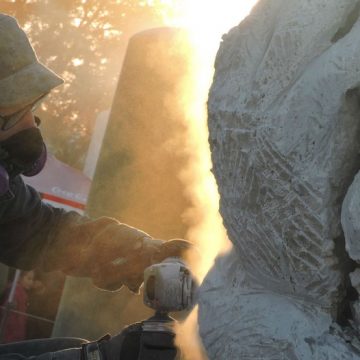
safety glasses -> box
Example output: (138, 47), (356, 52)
(0, 95), (46, 131)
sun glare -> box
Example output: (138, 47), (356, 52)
(155, 1), (258, 359)
(160, 0), (258, 284)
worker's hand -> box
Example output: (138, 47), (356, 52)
(48, 217), (152, 290)
(49, 216), (193, 293)
(123, 237), (193, 293)
(57, 218), (190, 292)
(91, 235), (193, 293)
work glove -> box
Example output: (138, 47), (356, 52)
(90, 235), (193, 293)
(46, 215), (192, 293)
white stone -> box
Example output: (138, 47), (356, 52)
(200, 0), (360, 358)
(199, 250), (359, 359)
(342, 172), (360, 262)
(350, 269), (360, 328)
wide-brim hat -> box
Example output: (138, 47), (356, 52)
(0, 14), (64, 108)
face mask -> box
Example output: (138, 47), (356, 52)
(0, 128), (47, 195)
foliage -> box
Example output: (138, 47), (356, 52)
(0, 0), (170, 169)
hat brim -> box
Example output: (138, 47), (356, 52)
(0, 62), (64, 108)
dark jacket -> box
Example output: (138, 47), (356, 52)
(0, 175), (69, 270)
(0, 175), (148, 278)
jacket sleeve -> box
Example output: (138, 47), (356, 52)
(0, 176), (149, 274)
(0, 175), (65, 269)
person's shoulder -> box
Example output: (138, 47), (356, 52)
(0, 175), (42, 223)
(1, 175), (32, 202)
(12, 175), (41, 199)
(10, 175), (25, 188)
(0, 177), (23, 205)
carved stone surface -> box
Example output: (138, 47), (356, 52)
(342, 172), (360, 262)
(349, 269), (360, 327)
(199, 0), (360, 358)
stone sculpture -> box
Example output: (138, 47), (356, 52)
(199, 0), (360, 358)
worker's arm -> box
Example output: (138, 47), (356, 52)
(0, 175), (190, 292)
(0, 175), (157, 291)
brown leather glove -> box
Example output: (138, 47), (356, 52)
(43, 215), (192, 293)
(91, 237), (193, 293)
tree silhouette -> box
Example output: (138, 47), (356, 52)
(0, 0), (171, 168)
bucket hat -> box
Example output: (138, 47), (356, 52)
(0, 14), (63, 108)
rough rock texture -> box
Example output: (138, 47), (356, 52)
(199, 0), (360, 358)
(349, 269), (360, 327)
(342, 172), (360, 333)
(342, 173), (360, 262)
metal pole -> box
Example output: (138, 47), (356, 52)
(0, 269), (21, 342)
(0, 306), (54, 324)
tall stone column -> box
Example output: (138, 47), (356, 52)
(53, 27), (192, 339)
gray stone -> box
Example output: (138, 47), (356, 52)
(200, 0), (360, 358)
(350, 269), (360, 328)
(342, 172), (360, 262)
